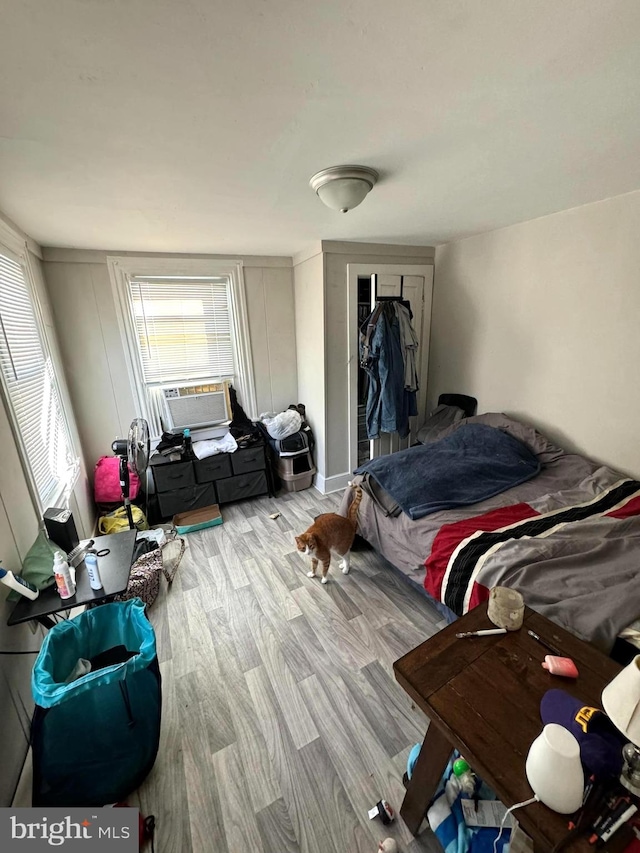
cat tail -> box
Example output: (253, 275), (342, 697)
(348, 485), (363, 528)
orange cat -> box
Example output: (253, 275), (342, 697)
(295, 486), (363, 584)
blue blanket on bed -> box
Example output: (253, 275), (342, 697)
(355, 423), (541, 520)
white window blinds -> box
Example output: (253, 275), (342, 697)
(0, 250), (77, 508)
(129, 277), (235, 385)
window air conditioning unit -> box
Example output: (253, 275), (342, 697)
(162, 382), (232, 431)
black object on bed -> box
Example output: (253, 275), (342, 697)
(437, 393), (477, 417)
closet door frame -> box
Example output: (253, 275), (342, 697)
(346, 263), (434, 475)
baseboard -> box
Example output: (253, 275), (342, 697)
(314, 471), (352, 494)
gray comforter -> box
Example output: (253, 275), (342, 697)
(340, 412), (637, 651)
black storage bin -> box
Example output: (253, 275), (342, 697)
(231, 446), (266, 475)
(151, 460), (195, 492)
(269, 429), (312, 456)
(194, 454), (233, 483)
(217, 471), (268, 504)
(157, 482), (215, 518)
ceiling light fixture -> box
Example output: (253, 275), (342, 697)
(309, 165), (379, 213)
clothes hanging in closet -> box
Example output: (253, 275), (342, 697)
(359, 301), (419, 440)
(394, 301), (419, 392)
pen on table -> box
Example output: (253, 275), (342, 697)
(594, 802), (638, 847)
(456, 628), (508, 638)
(527, 628), (563, 656)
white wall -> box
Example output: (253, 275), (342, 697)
(431, 189), (640, 477)
(42, 250), (298, 474)
(243, 265), (297, 416)
(293, 252), (326, 482)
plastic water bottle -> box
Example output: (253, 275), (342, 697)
(0, 562), (39, 600)
(183, 428), (195, 460)
(53, 551), (76, 599)
(84, 551), (103, 590)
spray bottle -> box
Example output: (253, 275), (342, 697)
(53, 551), (76, 599)
(0, 561), (39, 600)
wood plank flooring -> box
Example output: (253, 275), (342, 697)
(134, 488), (447, 853)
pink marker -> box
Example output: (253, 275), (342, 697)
(542, 655), (579, 678)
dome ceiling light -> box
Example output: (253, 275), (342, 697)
(309, 165), (379, 213)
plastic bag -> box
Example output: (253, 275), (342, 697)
(193, 432), (238, 459)
(260, 409), (302, 440)
(98, 505), (149, 534)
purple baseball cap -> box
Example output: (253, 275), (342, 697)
(540, 689), (625, 779)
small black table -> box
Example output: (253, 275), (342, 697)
(7, 530), (137, 630)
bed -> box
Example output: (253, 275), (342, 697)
(339, 412), (640, 654)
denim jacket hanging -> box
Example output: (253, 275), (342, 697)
(360, 302), (417, 440)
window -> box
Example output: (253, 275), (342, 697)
(129, 277), (235, 385)
(0, 248), (78, 509)
(109, 257), (257, 439)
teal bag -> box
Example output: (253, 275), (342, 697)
(31, 598), (161, 806)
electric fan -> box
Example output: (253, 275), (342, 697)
(111, 418), (150, 530)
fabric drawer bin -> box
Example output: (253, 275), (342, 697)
(152, 461), (195, 492)
(194, 454), (233, 483)
(217, 471), (267, 504)
(231, 446), (265, 475)
(157, 483), (216, 518)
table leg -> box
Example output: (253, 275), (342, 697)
(35, 615), (57, 630)
(400, 723), (453, 835)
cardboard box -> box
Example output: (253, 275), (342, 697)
(172, 503), (223, 534)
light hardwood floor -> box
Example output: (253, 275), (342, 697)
(134, 487), (446, 853)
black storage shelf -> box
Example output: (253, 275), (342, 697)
(150, 439), (273, 520)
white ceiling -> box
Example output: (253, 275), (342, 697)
(1, 0), (640, 256)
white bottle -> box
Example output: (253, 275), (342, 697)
(53, 551), (76, 600)
(84, 551), (103, 590)
(0, 563), (39, 600)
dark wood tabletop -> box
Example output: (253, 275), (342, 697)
(394, 602), (633, 852)
(7, 530), (137, 628)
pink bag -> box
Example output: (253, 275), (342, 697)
(94, 456), (140, 503)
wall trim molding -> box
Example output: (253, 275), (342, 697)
(0, 212), (42, 259)
(292, 242), (323, 266)
(42, 247), (293, 268)
(314, 471), (352, 494)
(321, 240), (435, 258)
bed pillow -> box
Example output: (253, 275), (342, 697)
(416, 404), (466, 444)
(436, 412), (565, 465)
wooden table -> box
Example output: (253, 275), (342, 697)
(394, 602), (633, 852)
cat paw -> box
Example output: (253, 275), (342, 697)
(321, 577), (328, 584)
(307, 571), (316, 578)
(339, 559), (346, 569)
(341, 566), (350, 574)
